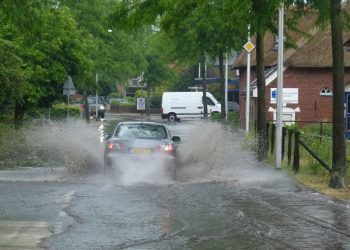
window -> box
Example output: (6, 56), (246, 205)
(344, 39), (350, 52)
(206, 97), (215, 106)
(272, 35), (286, 50)
(319, 87), (333, 96)
(117, 124), (167, 139)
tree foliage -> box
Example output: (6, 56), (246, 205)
(0, 0), (150, 124)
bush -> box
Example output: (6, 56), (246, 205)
(50, 104), (81, 120)
(108, 92), (123, 98)
(151, 95), (162, 108)
(301, 122), (332, 137)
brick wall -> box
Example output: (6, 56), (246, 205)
(238, 67), (350, 129)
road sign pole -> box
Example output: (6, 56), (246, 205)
(244, 25), (254, 134)
(225, 53), (228, 120)
(67, 92), (69, 119)
(63, 76), (75, 121)
(96, 73), (99, 120)
(276, 1), (284, 170)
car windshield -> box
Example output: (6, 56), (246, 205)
(116, 124), (168, 139)
(88, 97), (102, 104)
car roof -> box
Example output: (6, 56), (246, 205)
(118, 121), (166, 126)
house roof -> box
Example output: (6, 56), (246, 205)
(234, 10), (350, 69)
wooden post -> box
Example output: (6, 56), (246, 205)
(287, 129), (293, 165)
(293, 131), (300, 173)
(282, 127), (286, 160)
(271, 124), (276, 154)
(320, 122), (323, 144)
(266, 123), (270, 154)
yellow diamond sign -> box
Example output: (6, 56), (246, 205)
(243, 41), (255, 53)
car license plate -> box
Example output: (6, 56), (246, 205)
(131, 148), (151, 154)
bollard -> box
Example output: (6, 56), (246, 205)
(293, 131), (300, 173)
(287, 129), (293, 165)
(266, 123), (270, 153)
(282, 127), (286, 160)
(271, 124), (276, 154)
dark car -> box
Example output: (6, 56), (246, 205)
(88, 96), (105, 118)
(104, 121), (180, 179)
(227, 101), (239, 112)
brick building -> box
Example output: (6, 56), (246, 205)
(234, 11), (350, 134)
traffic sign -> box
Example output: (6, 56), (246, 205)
(243, 41), (255, 53)
(63, 76), (75, 96)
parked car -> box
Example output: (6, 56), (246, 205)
(227, 102), (239, 112)
(87, 96), (105, 118)
(104, 121), (181, 179)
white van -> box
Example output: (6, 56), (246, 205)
(161, 92), (221, 121)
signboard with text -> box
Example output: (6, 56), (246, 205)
(137, 97), (146, 111)
(270, 88), (298, 104)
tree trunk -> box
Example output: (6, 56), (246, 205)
(329, 0), (346, 188)
(83, 90), (90, 124)
(201, 55), (208, 119)
(218, 52), (226, 119)
(146, 81), (151, 116)
(14, 101), (25, 128)
(256, 29), (267, 161)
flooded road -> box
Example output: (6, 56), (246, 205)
(0, 115), (350, 249)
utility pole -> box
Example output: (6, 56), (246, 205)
(276, 0), (284, 170)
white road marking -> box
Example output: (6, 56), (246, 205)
(0, 220), (62, 249)
(55, 191), (75, 217)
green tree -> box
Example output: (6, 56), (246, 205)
(329, 0), (346, 188)
(249, 0), (280, 161)
(290, 0), (347, 188)
(111, 0), (248, 118)
(0, 2), (95, 125)
(60, 0), (147, 96)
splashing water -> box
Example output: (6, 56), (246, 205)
(24, 119), (286, 185)
(27, 120), (104, 176)
(175, 121), (286, 184)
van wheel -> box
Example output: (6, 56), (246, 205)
(168, 113), (177, 122)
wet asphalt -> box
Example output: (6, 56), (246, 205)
(0, 113), (350, 249)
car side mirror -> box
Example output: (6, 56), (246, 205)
(172, 136), (181, 142)
(105, 134), (112, 140)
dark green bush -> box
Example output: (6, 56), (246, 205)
(151, 95), (162, 108)
(108, 92), (123, 98)
(50, 104), (80, 120)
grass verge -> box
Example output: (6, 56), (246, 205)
(283, 165), (350, 201)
